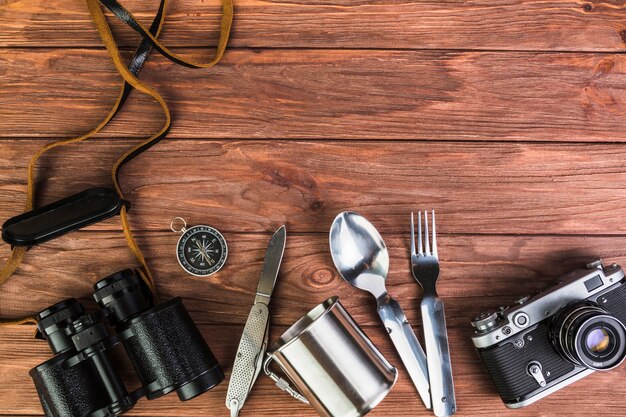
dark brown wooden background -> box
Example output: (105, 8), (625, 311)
(1, 0), (626, 415)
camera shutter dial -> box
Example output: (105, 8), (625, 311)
(471, 310), (502, 332)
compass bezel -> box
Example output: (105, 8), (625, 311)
(176, 225), (228, 277)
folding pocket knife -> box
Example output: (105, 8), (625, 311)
(226, 225), (286, 417)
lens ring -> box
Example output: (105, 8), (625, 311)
(574, 316), (626, 370)
(551, 301), (626, 371)
(551, 302), (596, 365)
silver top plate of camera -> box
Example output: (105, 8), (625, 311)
(471, 260), (625, 349)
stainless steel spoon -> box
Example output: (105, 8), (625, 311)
(329, 211), (431, 410)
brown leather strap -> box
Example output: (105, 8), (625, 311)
(98, 0), (233, 69)
(0, 0), (233, 323)
(0, 1), (167, 323)
(88, 0), (232, 295)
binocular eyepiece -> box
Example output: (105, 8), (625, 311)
(30, 269), (224, 417)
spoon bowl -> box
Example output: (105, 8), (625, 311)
(329, 212), (389, 297)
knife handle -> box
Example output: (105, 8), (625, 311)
(226, 303), (270, 412)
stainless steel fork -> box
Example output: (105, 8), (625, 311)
(411, 211), (456, 417)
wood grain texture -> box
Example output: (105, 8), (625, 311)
(2, 49), (626, 141)
(2, 0), (626, 415)
(1, 230), (625, 322)
(2, 321), (625, 417)
(1, 0), (626, 51)
(1, 231), (625, 416)
(2, 140), (626, 235)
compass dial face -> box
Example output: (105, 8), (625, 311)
(176, 225), (228, 276)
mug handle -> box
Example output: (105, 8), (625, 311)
(263, 355), (310, 404)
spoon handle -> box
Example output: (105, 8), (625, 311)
(377, 295), (431, 409)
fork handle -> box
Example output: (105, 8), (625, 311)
(421, 296), (456, 416)
(377, 295), (431, 410)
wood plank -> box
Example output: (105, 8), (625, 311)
(2, 139), (626, 235)
(0, 230), (624, 322)
(2, 321), (626, 417)
(2, 0), (626, 51)
(1, 230), (625, 416)
(2, 49), (626, 142)
(4, 1), (625, 416)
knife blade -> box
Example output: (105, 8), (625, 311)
(226, 225), (286, 417)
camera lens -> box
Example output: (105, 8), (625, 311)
(585, 327), (613, 354)
(551, 301), (626, 370)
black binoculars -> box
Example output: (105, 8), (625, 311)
(30, 269), (224, 417)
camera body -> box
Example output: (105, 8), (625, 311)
(30, 269), (224, 417)
(471, 260), (626, 408)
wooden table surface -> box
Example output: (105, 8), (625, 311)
(1, 0), (626, 416)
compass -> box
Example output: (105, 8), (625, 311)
(170, 217), (228, 277)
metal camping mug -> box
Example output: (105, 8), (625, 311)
(264, 296), (398, 417)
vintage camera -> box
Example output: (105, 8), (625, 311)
(471, 260), (626, 408)
(30, 269), (224, 417)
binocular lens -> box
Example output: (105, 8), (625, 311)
(552, 301), (626, 370)
(93, 269), (154, 325)
(36, 298), (85, 355)
(119, 296), (225, 400)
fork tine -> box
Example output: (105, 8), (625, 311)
(410, 212), (416, 256)
(424, 210), (430, 255)
(432, 210), (438, 258)
(417, 211), (423, 255)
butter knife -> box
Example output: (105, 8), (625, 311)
(226, 225), (286, 417)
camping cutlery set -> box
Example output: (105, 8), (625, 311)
(329, 211), (456, 417)
(226, 211), (456, 417)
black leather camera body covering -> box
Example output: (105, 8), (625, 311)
(471, 262), (626, 408)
